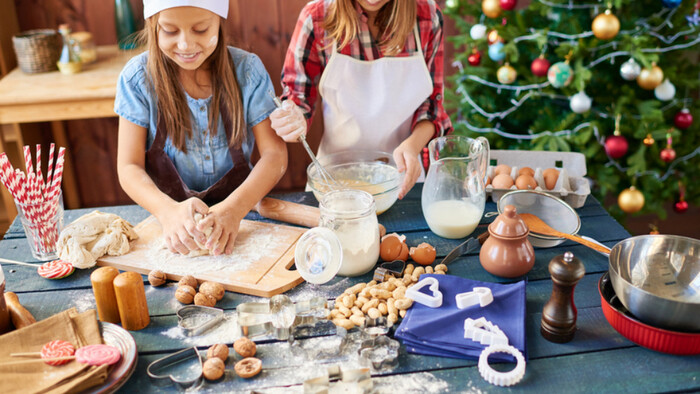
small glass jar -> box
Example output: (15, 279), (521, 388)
(319, 190), (380, 277)
(71, 31), (97, 64)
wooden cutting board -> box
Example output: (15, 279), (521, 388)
(97, 215), (307, 297)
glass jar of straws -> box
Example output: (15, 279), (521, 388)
(15, 191), (64, 260)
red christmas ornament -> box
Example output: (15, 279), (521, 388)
(605, 135), (628, 159)
(674, 200), (689, 213)
(468, 50), (482, 66)
(530, 57), (550, 77)
(499, 0), (517, 10)
(674, 108), (693, 129)
(660, 147), (676, 162)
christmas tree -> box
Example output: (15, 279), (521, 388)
(444, 0), (699, 223)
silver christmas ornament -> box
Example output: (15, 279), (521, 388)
(620, 58), (641, 81)
(470, 24), (487, 40)
(654, 79), (676, 101)
(570, 91), (592, 113)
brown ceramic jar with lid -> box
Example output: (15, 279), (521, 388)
(479, 204), (535, 278)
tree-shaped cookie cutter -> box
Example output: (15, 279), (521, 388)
(237, 294), (329, 340)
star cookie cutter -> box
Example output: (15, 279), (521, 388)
(358, 335), (400, 371)
(304, 365), (373, 393)
(176, 305), (225, 337)
(464, 317), (508, 346)
(478, 344), (526, 387)
(146, 347), (203, 388)
(455, 287), (494, 309)
(405, 276), (443, 308)
(373, 260), (406, 282)
(237, 294), (329, 340)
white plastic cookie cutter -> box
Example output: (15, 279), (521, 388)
(455, 287), (493, 309)
(478, 344), (526, 387)
(464, 317), (508, 346)
(405, 277), (443, 308)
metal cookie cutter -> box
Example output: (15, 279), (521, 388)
(304, 365), (373, 394)
(405, 276), (443, 308)
(456, 287), (494, 309)
(147, 347), (203, 388)
(464, 317), (508, 346)
(358, 335), (400, 371)
(237, 294), (328, 340)
(177, 305), (225, 336)
(373, 260), (406, 282)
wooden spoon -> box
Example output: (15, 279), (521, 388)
(519, 213), (611, 254)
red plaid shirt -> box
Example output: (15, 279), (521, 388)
(281, 0), (452, 137)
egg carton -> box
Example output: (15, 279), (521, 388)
(485, 149), (590, 208)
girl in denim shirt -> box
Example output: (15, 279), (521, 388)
(115, 0), (287, 256)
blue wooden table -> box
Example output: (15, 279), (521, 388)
(2, 184), (699, 393)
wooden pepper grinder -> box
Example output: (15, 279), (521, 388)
(541, 251), (585, 343)
(113, 271), (150, 330)
(90, 267), (121, 324)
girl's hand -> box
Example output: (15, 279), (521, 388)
(159, 197), (209, 255)
(196, 204), (244, 256)
(393, 143), (423, 200)
(269, 100), (307, 142)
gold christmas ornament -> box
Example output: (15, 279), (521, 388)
(482, 0), (502, 18)
(643, 134), (655, 146)
(618, 186), (645, 214)
(637, 64), (664, 90)
(497, 63), (517, 84)
(487, 29), (504, 45)
(592, 9), (620, 40)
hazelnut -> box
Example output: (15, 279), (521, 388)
(206, 343), (229, 362)
(234, 357), (262, 378)
(200, 281), (225, 301)
(194, 292), (216, 307)
(202, 358), (225, 381)
(148, 270), (167, 287)
(178, 275), (198, 289)
(233, 337), (256, 358)
(175, 285), (196, 304)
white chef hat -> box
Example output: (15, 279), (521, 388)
(143, 0), (229, 19)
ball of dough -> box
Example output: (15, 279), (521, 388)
(148, 270), (167, 287)
(234, 337), (257, 358)
(207, 343), (229, 362)
(203, 357), (225, 381)
(178, 275), (198, 289)
(200, 281), (225, 301)
(175, 285), (196, 304)
(194, 292), (216, 307)
(234, 357), (262, 378)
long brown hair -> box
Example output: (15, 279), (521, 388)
(140, 15), (245, 152)
(324, 0), (416, 56)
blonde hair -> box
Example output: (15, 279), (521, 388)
(140, 15), (245, 152)
(324, 0), (416, 56)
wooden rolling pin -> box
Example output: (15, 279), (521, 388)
(254, 197), (387, 236)
(4, 292), (36, 329)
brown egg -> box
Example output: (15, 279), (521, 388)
(491, 174), (514, 189)
(397, 242), (410, 262)
(515, 174), (537, 190)
(518, 167), (535, 177)
(409, 243), (436, 265)
(485, 176), (491, 186)
(494, 164), (512, 176)
(380, 236), (403, 261)
(543, 168), (560, 190)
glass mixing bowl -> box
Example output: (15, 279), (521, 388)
(307, 150), (402, 215)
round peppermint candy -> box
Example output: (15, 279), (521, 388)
(41, 340), (75, 366)
(75, 344), (121, 366)
(37, 260), (75, 279)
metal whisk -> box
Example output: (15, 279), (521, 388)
(269, 90), (341, 190)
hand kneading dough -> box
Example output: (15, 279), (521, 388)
(57, 211), (139, 269)
(188, 212), (214, 257)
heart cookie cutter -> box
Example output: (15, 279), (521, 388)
(237, 294), (329, 340)
(358, 335), (400, 371)
(373, 260), (406, 282)
(405, 276), (443, 308)
(304, 365), (373, 393)
(176, 305), (225, 337)
(146, 347), (203, 388)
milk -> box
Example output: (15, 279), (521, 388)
(424, 200), (483, 239)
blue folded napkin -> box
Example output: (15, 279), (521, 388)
(395, 274), (527, 362)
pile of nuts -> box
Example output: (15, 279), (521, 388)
(202, 338), (263, 381)
(174, 275), (225, 307)
(330, 263), (448, 330)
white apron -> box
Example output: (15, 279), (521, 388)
(317, 24), (433, 159)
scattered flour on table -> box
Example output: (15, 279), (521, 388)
(71, 291), (95, 313)
(162, 312), (241, 347)
(144, 225), (289, 276)
(287, 277), (351, 302)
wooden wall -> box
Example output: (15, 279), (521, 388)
(10, 0), (456, 207)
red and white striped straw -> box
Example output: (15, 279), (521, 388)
(46, 143), (55, 195)
(23, 145), (33, 176)
(46, 147), (65, 210)
(35, 144), (45, 197)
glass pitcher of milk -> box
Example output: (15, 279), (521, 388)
(422, 135), (490, 239)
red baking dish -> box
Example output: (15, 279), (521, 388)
(598, 272), (700, 355)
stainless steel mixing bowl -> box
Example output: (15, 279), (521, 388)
(608, 235), (700, 332)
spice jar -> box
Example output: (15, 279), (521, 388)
(479, 204), (535, 278)
(319, 190), (380, 277)
(70, 31), (97, 64)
